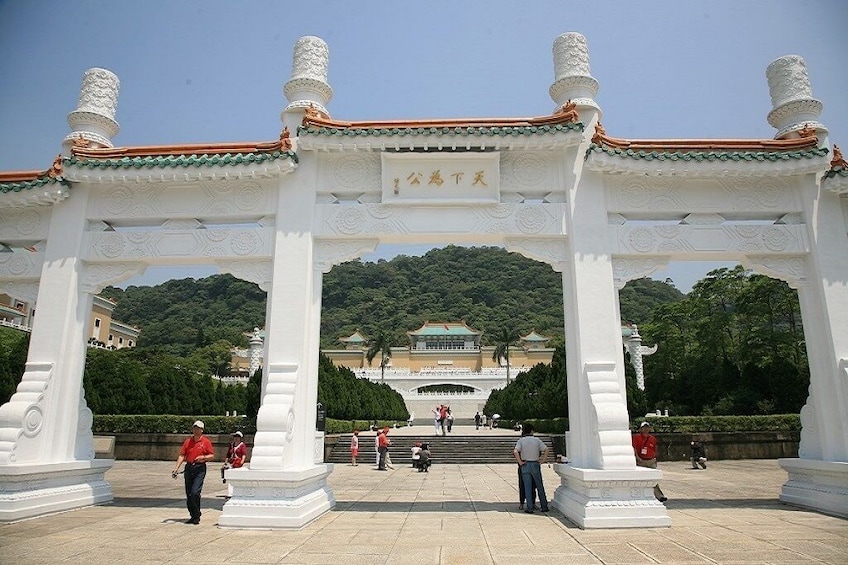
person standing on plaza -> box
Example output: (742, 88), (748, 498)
(474, 411), (482, 430)
(432, 406), (441, 436)
(377, 427), (392, 470)
(632, 421), (667, 502)
(172, 420), (214, 524)
(438, 404), (448, 436)
(446, 408), (454, 433)
(374, 429), (381, 467)
(350, 430), (360, 466)
(513, 423), (549, 514)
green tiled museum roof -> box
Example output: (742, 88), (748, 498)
(339, 331), (367, 344)
(824, 166), (848, 179)
(407, 322), (481, 337)
(520, 331), (550, 342)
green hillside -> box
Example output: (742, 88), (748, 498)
(101, 245), (684, 354)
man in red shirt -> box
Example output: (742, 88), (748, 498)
(377, 427), (391, 470)
(172, 420), (215, 524)
(632, 421), (667, 502)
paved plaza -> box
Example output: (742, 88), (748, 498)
(1, 437), (846, 564)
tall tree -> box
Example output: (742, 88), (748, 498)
(492, 326), (520, 383)
(365, 331), (393, 382)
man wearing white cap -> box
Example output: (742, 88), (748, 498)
(172, 420), (215, 524)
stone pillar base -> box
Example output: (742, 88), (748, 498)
(0, 459), (114, 522)
(779, 458), (848, 518)
(218, 464), (335, 529)
(551, 464), (671, 528)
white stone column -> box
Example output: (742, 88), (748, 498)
(551, 167), (670, 528)
(218, 151), (334, 529)
(778, 169), (848, 518)
(0, 183), (113, 522)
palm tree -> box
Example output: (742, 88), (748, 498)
(492, 327), (520, 384)
(366, 331), (393, 382)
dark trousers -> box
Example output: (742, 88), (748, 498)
(378, 446), (388, 470)
(184, 462), (206, 520)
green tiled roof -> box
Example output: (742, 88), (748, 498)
(586, 144), (829, 162)
(408, 323), (481, 337)
(824, 166), (848, 179)
(298, 123), (584, 138)
(66, 150), (298, 170)
(521, 331), (550, 342)
(0, 174), (68, 194)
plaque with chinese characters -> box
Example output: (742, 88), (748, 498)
(381, 153), (499, 204)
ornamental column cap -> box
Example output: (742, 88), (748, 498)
(62, 67), (121, 152)
(549, 32), (600, 119)
(282, 36), (333, 121)
(766, 55), (826, 140)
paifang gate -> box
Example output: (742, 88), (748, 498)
(1, 33), (847, 528)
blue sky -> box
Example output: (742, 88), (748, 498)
(1, 1), (846, 292)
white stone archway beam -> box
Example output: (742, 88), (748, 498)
(314, 203), (567, 243)
(609, 223), (808, 260)
(82, 225), (275, 263)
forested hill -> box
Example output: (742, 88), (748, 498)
(101, 245), (684, 355)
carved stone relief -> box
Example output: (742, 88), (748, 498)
(313, 239), (379, 273)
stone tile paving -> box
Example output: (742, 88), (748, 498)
(0, 458), (846, 564)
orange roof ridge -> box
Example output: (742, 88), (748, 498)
(591, 122), (819, 151)
(0, 170), (47, 183)
(0, 154), (63, 182)
(70, 129), (293, 159)
(301, 101), (581, 130)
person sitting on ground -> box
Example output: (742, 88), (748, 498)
(418, 442), (431, 472)
(690, 438), (707, 469)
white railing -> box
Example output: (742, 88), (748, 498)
(0, 318), (31, 332)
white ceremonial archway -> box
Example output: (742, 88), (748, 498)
(1, 34), (847, 528)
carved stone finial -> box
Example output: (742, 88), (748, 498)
(283, 36), (332, 123)
(766, 55), (825, 140)
(549, 32), (600, 115)
(62, 67), (121, 152)
(831, 145), (847, 169)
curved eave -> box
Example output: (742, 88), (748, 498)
(296, 123), (585, 152)
(584, 144), (830, 177)
(822, 167), (848, 195)
(0, 173), (70, 208)
(62, 150), (298, 183)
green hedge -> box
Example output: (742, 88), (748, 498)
(507, 415), (800, 435)
(93, 414), (800, 435)
(93, 415), (406, 435)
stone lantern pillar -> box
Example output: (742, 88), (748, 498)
(248, 327), (263, 377)
(62, 68), (121, 153)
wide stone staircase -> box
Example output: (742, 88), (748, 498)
(327, 433), (556, 465)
